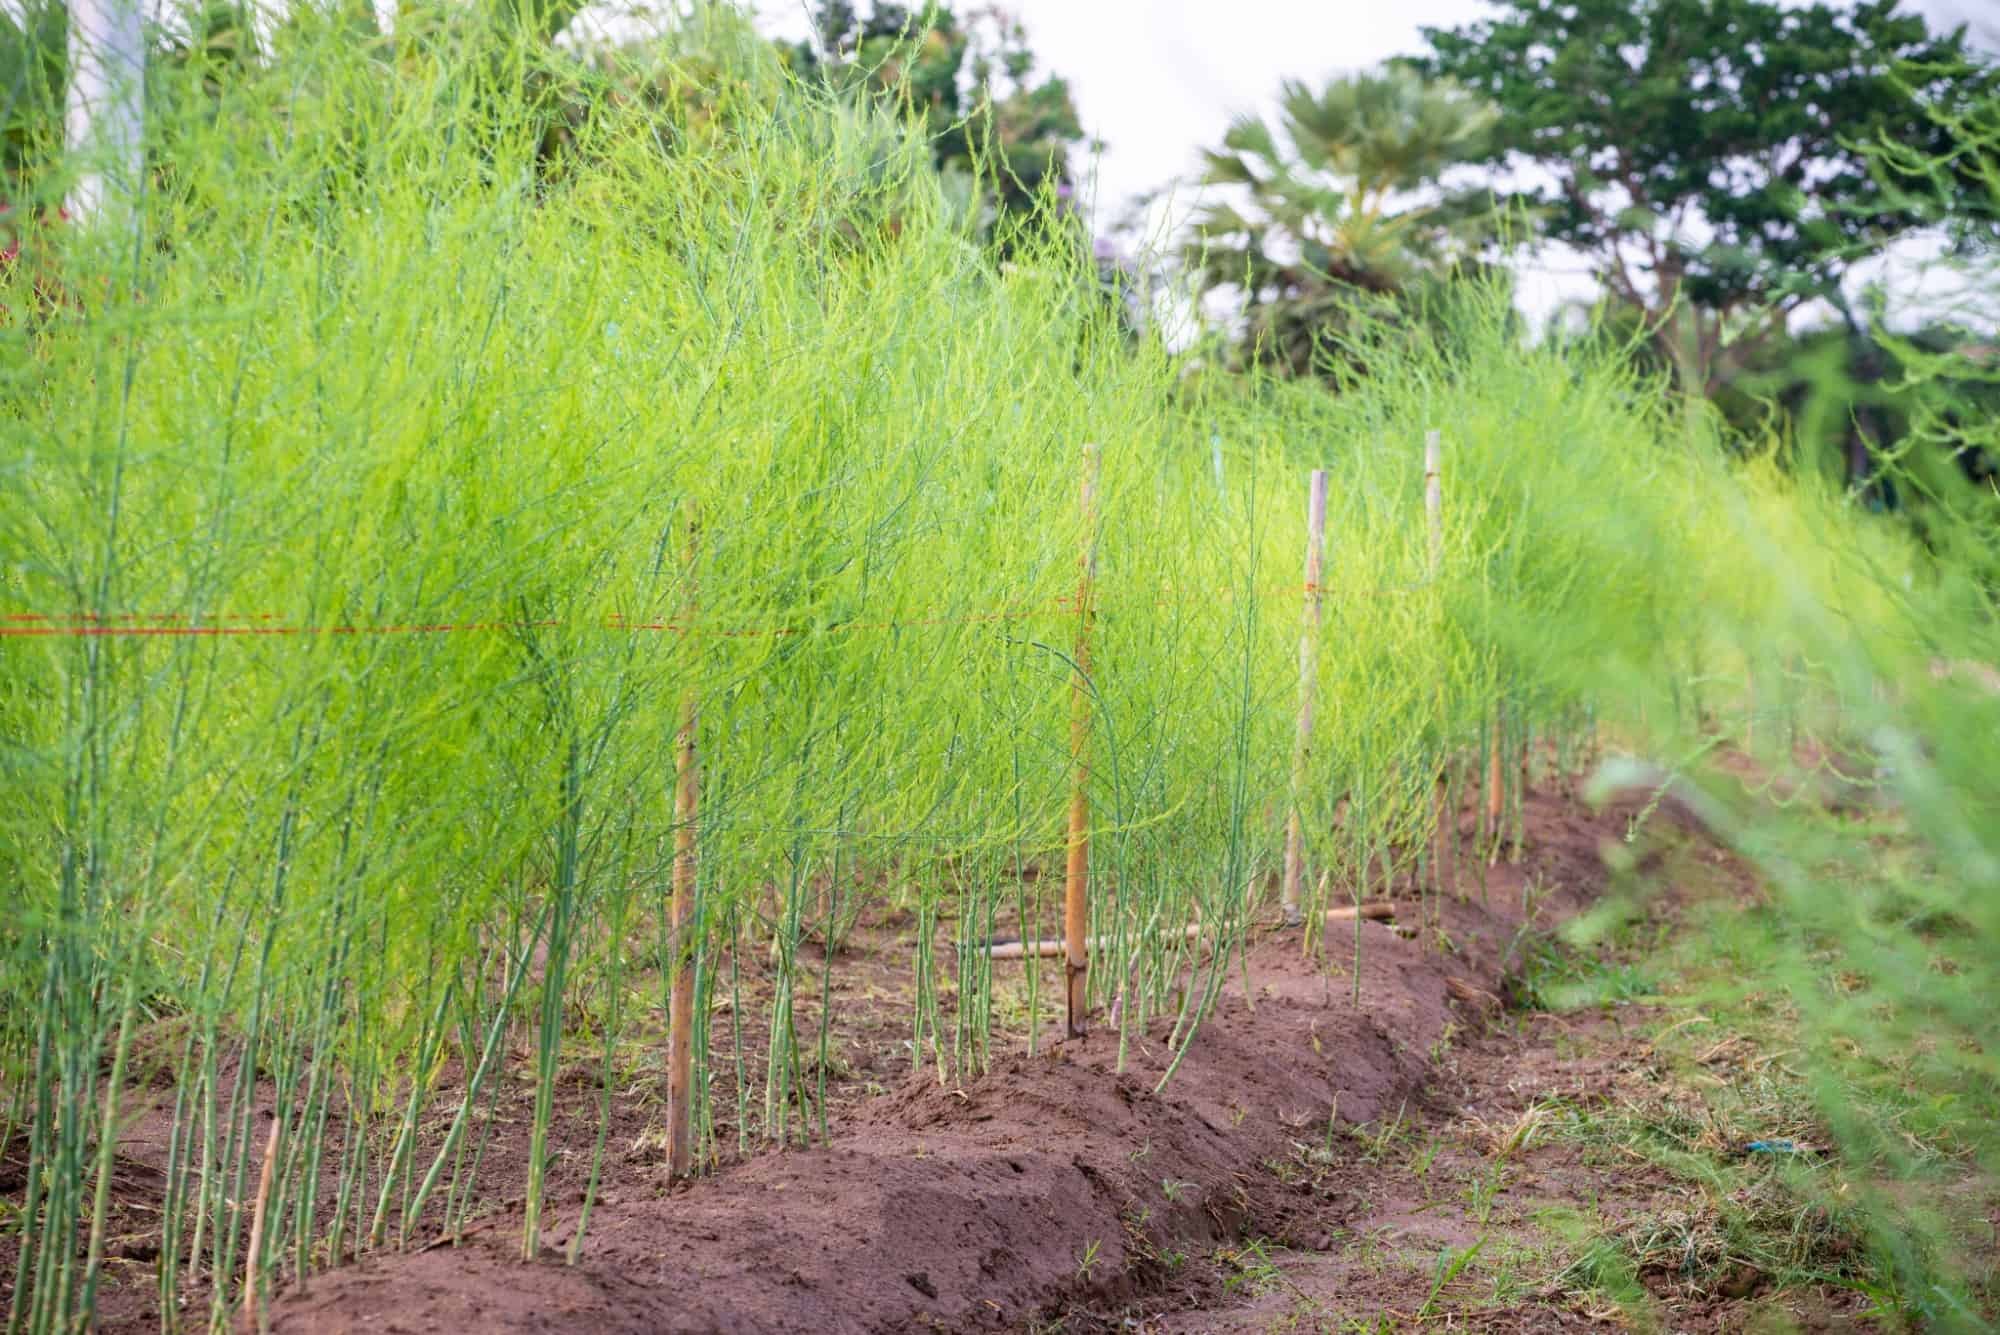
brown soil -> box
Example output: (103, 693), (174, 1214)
(14, 786), (1838, 1334)
(261, 790), (1623, 1333)
(1, 904), (935, 1334)
(1135, 1008), (1869, 1333)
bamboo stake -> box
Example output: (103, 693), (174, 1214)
(988, 923), (1201, 961)
(1281, 469), (1330, 927)
(987, 902), (1396, 961)
(1064, 444), (1101, 1039)
(1326, 900), (1398, 924)
(666, 510), (701, 1181)
(243, 1113), (280, 1331)
(1424, 431), (1449, 908)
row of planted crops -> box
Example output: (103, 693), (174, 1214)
(7, 20), (1988, 1334)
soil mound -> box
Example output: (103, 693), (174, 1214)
(268, 792), (1619, 1334)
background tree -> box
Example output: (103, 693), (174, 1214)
(1184, 66), (1502, 381)
(1852, 59), (2000, 558)
(785, 2), (1085, 247)
(1410, 0), (1993, 397)
(1, 0), (65, 192)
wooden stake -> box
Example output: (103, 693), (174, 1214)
(987, 922), (1201, 961)
(1065, 444), (1101, 1039)
(1326, 900), (1397, 923)
(986, 899), (1400, 962)
(1424, 431), (1449, 905)
(243, 1112), (281, 1331)
(1281, 470), (1329, 926)
(666, 510), (701, 1180)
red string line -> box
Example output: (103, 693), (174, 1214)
(0, 579), (1431, 641)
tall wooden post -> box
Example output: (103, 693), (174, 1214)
(243, 1113), (281, 1330)
(1065, 444), (1101, 1039)
(666, 510), (701, 1179)
(1424, 431), (1451, 901)
(1281, 470), (1329, 926)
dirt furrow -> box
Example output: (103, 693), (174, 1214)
(267, 793), (1619, 1334)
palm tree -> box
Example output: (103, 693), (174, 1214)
(1186, 66), (1501, 379)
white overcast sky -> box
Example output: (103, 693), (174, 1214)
(757, 0), (1496, 230)
(752, 0), (1998, 327)
(755, 0), (1992, 218)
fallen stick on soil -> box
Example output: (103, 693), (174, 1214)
(1326, 900), (1397, 923)
(983, 922), (1203, 960)
(980, 901), (1400, 959)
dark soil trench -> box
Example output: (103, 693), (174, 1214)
(261, 790), (1666, 1334)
